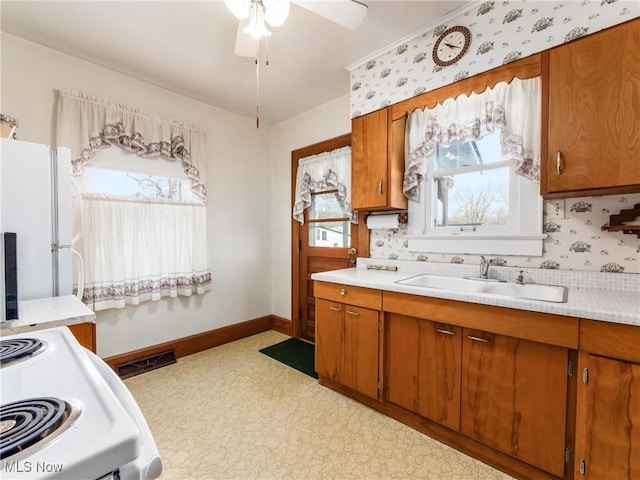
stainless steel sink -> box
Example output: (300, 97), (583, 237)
(394, 274), (568, 303)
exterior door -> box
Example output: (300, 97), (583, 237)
(291, 134), (369, 343)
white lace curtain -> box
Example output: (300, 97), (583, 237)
(404, 76), (541, 201)
(293, 146), (356, 224)
(56, 90), (211, 311)
(80, 195), (210, 311)
(56, 89), (207, 200)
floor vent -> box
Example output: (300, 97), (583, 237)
(116, 349), (177, 379)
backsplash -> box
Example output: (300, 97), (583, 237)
(349, 0), (639, 118)
(369, 194), (640, 274)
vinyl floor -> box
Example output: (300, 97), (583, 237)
(125, 330), (514, 480)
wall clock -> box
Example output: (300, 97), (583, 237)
(432, 25), (471, 67)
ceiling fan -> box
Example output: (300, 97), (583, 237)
(225, 0), (368, 57)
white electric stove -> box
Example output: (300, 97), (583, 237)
(0, 327), (162, 479)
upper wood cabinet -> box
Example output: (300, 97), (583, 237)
(351, 109), (407, 211)
(542, 19), (640, 197)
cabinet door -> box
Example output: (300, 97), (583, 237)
(386, 314), (461, 430)
(575, 355), (640, 479)
(545, 20), (640, 194)
(315, 298), (344, 382)
(461, 329), (568, 477)
(343, 305), (379, 398)
(351, 109), (389, 210)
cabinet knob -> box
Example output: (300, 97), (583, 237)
(340, 288), (346, 296)
(556, 151), (562, 175)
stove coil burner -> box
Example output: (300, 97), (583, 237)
(0, 338), (44, 366)
(0, 397), (72, 460)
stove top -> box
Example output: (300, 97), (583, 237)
(0, 397), (80, 461)
(0, 328), (142, 479)
(0, 338), (46, 367)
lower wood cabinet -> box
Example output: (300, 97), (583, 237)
(68, 322), (96, 353)
(574, 354), (640, 479)
(315, 298), (379, 398)
(386, 314), (461, 430)
(574, 320), (640, 479)
(461, 329), (569, 478)
(315, 283), (640, 479)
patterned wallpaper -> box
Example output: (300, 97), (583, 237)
(369, 194), (640, 274)
(349, 0), (639, 118)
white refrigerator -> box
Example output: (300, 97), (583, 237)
(1, 138), (81, 321)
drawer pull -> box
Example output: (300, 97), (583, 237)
(436, 328), (455, 336)
(346, 310), (360, 316)
(468, 335), (490, 343)
(339, 288), (346, 296)
(556, 151), (562, 175)
(329, 306), (342, 312)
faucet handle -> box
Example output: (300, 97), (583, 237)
(516, 270), (525, 284)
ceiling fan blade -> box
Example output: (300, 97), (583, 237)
(292, 0), (367, 30)
(234, 19), (259, 57)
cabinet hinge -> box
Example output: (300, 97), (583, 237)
(582, 367), (589, 385)
(568, 360), (573, 377)
(377, 380), (382, 391)
(579, 459), (586, 475)
(378, 319), (382, 331)
(565, 448), (570, 464)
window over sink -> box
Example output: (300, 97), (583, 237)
(404, 76), (545, 256)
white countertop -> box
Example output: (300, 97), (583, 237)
(0, 295), (96, 335)
(312, 263), (640, 327)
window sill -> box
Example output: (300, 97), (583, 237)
(407, 234), (547, 257)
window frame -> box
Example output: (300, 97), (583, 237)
(391, 55), (546, 256)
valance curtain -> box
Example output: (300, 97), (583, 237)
(80, 194), (211, 312)
(293, 146), (356, 224)
(56, 89), (207, 200)
(403, 76), (541, 201)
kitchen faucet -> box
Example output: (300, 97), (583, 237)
(480, 256), (492, 279)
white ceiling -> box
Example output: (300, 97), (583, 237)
(1, 1), (468, 126)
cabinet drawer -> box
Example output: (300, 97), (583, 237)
(314, 281), (382, 310)
(580, 319), (640, 364)
(383, 291), (579, 349)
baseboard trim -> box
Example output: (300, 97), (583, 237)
(272, 315), (292, 336)
(103, 315), (274, 370)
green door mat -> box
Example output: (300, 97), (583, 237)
(259, 338), (318, 379)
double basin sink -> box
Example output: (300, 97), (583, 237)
(395, 273), (568, 303)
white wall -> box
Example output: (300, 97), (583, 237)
(269, 96), (351, 320)
(1, 33), (273, 357)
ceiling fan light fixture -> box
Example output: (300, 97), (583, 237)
(243, 1), (271, 39)
(225, 0), (251, 20)
(263, 0), (290, 27)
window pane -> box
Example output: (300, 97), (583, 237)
(435, 130), (502, 171)
(433, 166), (509, 228)
(84, 167), (184, 200)
(308, 221), (350, 247)
(308, 192), (349, 220)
